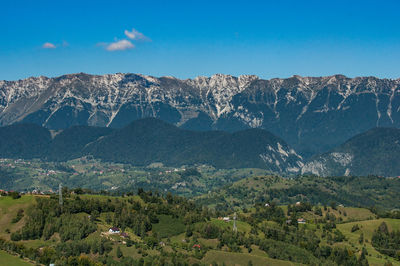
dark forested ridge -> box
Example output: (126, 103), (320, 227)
(302, 127), (400, 177)
(0, 123), (51, 158)
(46, 125), (115, 161)
(84, 118), (302, 170)
(3, 120), (400, 176)
(0, 118), (302, 171)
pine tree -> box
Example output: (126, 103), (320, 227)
(116, 246), (123, 258)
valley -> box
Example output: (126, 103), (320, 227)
(3, 0), (400, 264)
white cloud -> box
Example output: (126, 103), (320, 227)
(42, 42), (56, 49)
(124, 28), (150, 41)
(106, 39), (135, 51)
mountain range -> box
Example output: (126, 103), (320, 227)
(2, 73), (400, 159)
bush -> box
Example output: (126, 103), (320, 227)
(11, 209), (24, 223)
(9, 191), (21, 199)
(351, 224), (360, 232)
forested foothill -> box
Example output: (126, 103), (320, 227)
(0, 185), (399, 266)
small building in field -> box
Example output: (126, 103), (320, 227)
(297, 218), (306, 224)
(109, 227), (121, 234)
(120, 232), (129, 238)
(223, 217), (230, 222)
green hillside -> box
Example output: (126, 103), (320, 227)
(0, 251), (32, 265)
(0, 190), (399, 266)
(197, 175), (400, 210)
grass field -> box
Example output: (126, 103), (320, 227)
(0, 195), (34, 210)
(0, 251), (32, 265)
(337, 218), (400, 266)
(0, 195), (36, 240)
(210, 218), (252, 234)
(153, 215), (185, 238)
(301, 206), (376, 224)
(201, 250), (299, 266)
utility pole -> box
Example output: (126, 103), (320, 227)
(233, 212), (237, 232)
(59, 183), (63, 206)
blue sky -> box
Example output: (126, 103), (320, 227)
(1, 0), (399, 80)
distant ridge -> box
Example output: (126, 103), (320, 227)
(302, 127), (400, 177)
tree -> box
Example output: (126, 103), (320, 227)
(358, 247), (369, 266)
(314, 207), (323, 216)
(116, 246), (123, 258)
(359, 233), (364, 244)
(9, 191), (20, 199)
(105, 213), (112, 224)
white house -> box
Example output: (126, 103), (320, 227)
(109, 227), (120, 234)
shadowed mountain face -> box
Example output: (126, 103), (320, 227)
(0, 124), (51, 159)
(0, 118), (303, 172)
(302, 127), (400, 177)
(1, 73), (400, 157)
(83, 118), (303, 171)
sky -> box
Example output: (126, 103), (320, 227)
(1, 0), (400, 80)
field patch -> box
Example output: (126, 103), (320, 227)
(152, 215), (185, 238)
(0, 251), (32, 265)
(202, 250), (297, 266)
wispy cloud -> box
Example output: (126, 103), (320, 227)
(124, 28), (151, 41)
(106, 39), (135, 51)
(100, 28), (149, 52)
(42, 42), (56, 49)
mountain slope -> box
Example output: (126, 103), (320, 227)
(46, 126), (114, 161)
(1, 73), (400, 157)
(0, 124), (51, 158)
(84, 118), (303, 171)
(302, 127), (400, 176)
(0, 119), (302, 172)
